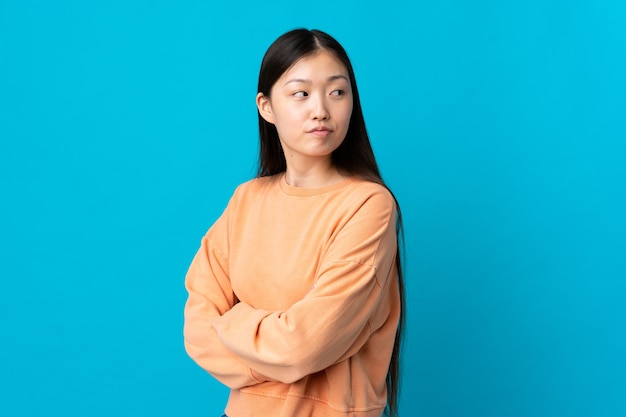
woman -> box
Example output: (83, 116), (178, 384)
(184, 28), (405, 417)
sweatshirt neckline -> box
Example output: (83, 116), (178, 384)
(278, 173), (355, 197)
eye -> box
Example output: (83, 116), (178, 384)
(293, 91), (308, 97)
(330, 89), (345, 97)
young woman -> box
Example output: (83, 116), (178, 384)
(184, 29), (405, 417)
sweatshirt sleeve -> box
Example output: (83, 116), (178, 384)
(210, 190), (398, 384)
(183, 197), (266, 389)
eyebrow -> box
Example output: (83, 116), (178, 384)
(283, 74), (349, 86)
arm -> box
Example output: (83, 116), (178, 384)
(211, 191), (397, 384)
(183, 205), (266, 389)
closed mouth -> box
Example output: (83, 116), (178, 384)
(308, 127), (332, 133)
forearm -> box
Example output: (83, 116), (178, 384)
(184, 228), (269, 388)
(211, 262), (382, 384)
(184, 314), (265, 388)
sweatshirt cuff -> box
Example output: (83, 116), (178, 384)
(211, 302), (272, 345)
(212, 301), (254, 327)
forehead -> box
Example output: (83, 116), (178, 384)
(279, 49), (349, 81)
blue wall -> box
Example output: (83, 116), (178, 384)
(1, 1), (624, 416)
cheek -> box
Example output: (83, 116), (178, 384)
(273, 104), (302, 127)
(340, 105), (353, 128)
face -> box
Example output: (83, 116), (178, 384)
(257, 49), (353, 165)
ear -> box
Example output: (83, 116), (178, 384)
(256, 92), (275, 124)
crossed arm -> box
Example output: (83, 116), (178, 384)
(183, 192), (397, 388)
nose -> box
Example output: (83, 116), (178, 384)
(311, 95), (329, 120)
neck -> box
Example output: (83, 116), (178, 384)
(283, 157), (344, 188)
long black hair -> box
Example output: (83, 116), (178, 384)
(256, 28), (406, 417)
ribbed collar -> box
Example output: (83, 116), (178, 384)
(277, 173), (355, 197)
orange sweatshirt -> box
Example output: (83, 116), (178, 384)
(184, 174), (400, 417)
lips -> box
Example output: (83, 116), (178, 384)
(308, 126), (333, 137)
(307, 126), (332, 133)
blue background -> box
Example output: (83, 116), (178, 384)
(1, 1), (625, 416)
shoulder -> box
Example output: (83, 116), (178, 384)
(343, 178), (396, 213)
(231, 175), (279, 199)
(318, 178), (397, 232)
